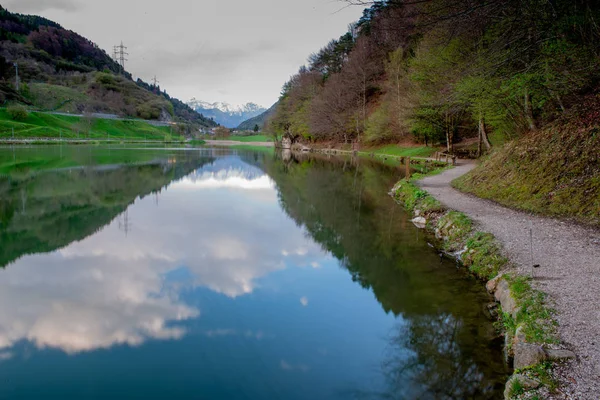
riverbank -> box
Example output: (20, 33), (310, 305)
(391, 160), (600, 399)
(204, 139), (274, 147)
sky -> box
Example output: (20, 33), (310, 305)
(4, 0), (365, 108)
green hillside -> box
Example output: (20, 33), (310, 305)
(0, 6), (216, 133)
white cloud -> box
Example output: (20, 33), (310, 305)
(300, 297), (309, 307)
(175, 175), (275, 191)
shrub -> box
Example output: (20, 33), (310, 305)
(96, 72), (115, 85)
(7, 104), (29, 121)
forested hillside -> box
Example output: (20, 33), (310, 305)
(0, 6), (216, 129)
(269, 0), (600, 153)
(237, 102), (278, 131)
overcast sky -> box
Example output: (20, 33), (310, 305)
(4, 0), (364, 107)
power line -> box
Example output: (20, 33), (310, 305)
(113, 41), (128, 72)
(152, 75), (159, 87)
(118, 209), (132, 237)
(13, 62), (19, 91)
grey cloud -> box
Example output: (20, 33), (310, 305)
(132, 41), (288, 100)
(134, 41), (283, 80)
(3, 0), (83, 13)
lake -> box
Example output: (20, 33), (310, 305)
(0, 145), (509, 399)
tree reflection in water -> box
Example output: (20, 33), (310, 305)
(265, 152), (508, 400)
(381, 314), (497, 400)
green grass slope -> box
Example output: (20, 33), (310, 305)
(453, 90), (600, 226)
(28, 83), (90, 112)
(0, 109), (181, 141)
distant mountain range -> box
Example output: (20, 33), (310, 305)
(236, 102), (278, 131)
(187, 99), (266, 128)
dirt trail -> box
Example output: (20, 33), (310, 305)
(418, 161), (600, 399)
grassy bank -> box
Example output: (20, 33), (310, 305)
(0, 109), (184, 142)
(221, 135), (273, 142)
(368, 144), (438, 158)
(391, 174), (560, 399)
(391, 179), (506, 280)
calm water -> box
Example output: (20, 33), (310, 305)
(0, 146), (508, 399)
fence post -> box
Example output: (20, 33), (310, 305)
(405, 157), (411, 181)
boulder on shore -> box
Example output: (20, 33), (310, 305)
(495, 279), (520, 319)
(514, 343), (547, 369)
(504, 374), (540, 400)
(411, 216), (427, 228)
(545, 348), (576, 361)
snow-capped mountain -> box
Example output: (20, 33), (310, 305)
(186, 157), (268, 183)
(187, 98), (266, 128)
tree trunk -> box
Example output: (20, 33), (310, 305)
(479, 114), (492, 151)
(524, 88), (537, 130)
(445, 111), (453, 154)
(551, 90), (566, 113)
(477, 125), (482, 158)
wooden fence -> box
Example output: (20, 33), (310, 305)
(434, 152), (457, 165)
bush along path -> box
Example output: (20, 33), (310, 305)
(391, 161), (600, 399)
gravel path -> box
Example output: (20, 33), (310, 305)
(418, 161), (600, 399)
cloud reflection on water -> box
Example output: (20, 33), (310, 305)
(0, 157), (327, 355)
